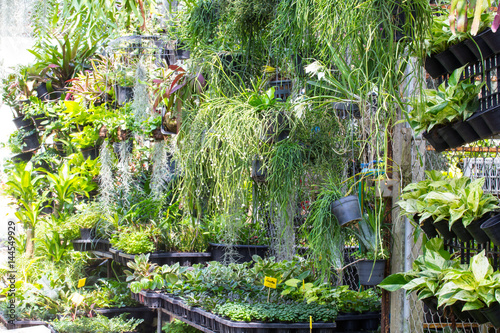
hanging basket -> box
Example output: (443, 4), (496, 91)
(330, 195), (362, 226)
(356, 259), (386, 286)
(481, 214), (500, 247)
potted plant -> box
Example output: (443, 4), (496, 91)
(352, 204), (389, 286)
(70, 125), (102, 160)
(208, 213), (270, 263)
(409, 66), (484, 151)
(480, 214), (500, 247)
(112, 67), (135, 106)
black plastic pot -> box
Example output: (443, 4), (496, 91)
(115, 85), (134, 106)
(433, 220), (456, 240)
(421, 296), (439, 314)
(80, 228), (94, 240)
(109, 247), (123, 264)
(72, 239), (93, 251)
(478, 105), (500, 136)
(333, 101), (361, 119)
(467, 309), (489, 324)
(11, 151), (33, 163)
(331, 195), (362, 226)
(81, 146), (100, 160)
(449, 42), (477, 66)
(466, 213), (492, 244)
(452, 120), (479, 143)
(420, 217), (439, 239)
(251, 157), (267, 183)
(119, 251), (212, 267)
(434, 49), (462, 74)
(465, 34), (494, 59)
(466, 110), (494, 139)
(479, 28), (500, 54)
(268, 79), (292, 102)
(450, 219), (473, 242)
(450, 301), (473, 321)
(32, 116), (49, 130)
(209, 243), (269, 263)
(261, 112), (290, 144)
(22, 132), (40, 152)
(356, 259), (386, 286)
(36, 82), (50, 101)
(481, 302), (500, 327)
(12, 115), (33, 129)
(481, 214), (500, 247)
(336, 318), (361, 331)
(360, 311), (381, 331)
(437, 125), (465, 149)
(175, 43), (191, 60)
(424, 55), (447, 79)
(423, 128), (449, 152)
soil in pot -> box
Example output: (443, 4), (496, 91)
(330, 195), (362, 226)
(450, 219), (473, 243)
(356, 259), (386, 286)
(13, 115), (34, 129)
(480, 214), (500, 247)
(466, 213), (493, 244)
(433, 220), (456, 240)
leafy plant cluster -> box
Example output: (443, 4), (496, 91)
(50, 313), (143, 333)
(126, 254), (381, 322)
(397, 170), (498, 229)
(409, 66), (484, 134)
(214, 301), (337, 323)
(380, 238), (500, 312)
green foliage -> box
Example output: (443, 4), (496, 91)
(352, 202), (389, 260)
(50, 313), (143, 333)
(215, 301), (337, 322)
(111, 226), (156, 254)
(409, 66), (484, 134)
(70, 125), (101, 149)
(163, 319), (201, 333)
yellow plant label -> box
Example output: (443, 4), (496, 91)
(77, 278), (86, 288)
(263, 276), (277, 289)
(310, 316), (312, 329)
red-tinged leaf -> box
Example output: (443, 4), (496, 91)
(170, 82), (186, 95)
(197, 73), (206, 87)
(168, 73), (185, 92)
(152, 79), (162, 84)
(49, 64), (59, 68)
(168, 65), (185, 72)
(493, 11), (500, 33)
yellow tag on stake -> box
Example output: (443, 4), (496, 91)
(310, 316), (313, 330)
(77, 278), (86, 288)
(264, 276), (277, 289)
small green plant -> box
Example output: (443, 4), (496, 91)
(163, 319), (201, 333)
(111, 226), (156, 254)
(70, 125), (101, 149)
(50, 313), (143, 333)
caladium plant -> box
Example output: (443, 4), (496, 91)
(409, 65), (484, 134)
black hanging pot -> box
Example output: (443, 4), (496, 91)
(466, 110), (494, 139)
(22, 132), (40, 152)
(434, 49), (462, 74)
(424, 55), (447, 79)
(449, 42), (477, 66)
(481, 214), (500, 247)
(251, 157), (268, 183)
(356, 259), (386, 286)
(11, 151), (34, 163)
(481, 302), (500, 327)
(114, 85), (134, 106)
(36, 82), (50, 101)
(331, 195), (362, 226)
(466, 213), (493, 244)
(467, 309), (489, 324)
(465, 33), (494, 59)
(452, 120), (479, 144)
(450, 219), (473, 242)
(433, 219), (456, 240)
(12, 115), (33, 129)
(419, 217), (439, 239)
(81, 146), (100, 160)
(423, 127), (449, 152)
(32, 116), (49, 130)
(421, 296), (439, 314)
(80, 228), (95, 240)
(175, 42), (191, 60)
(478, 105), (500, 136)
(478, 28), (500, 55)
(437, 125), (465, 149)
(333, 101), (361, 119)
